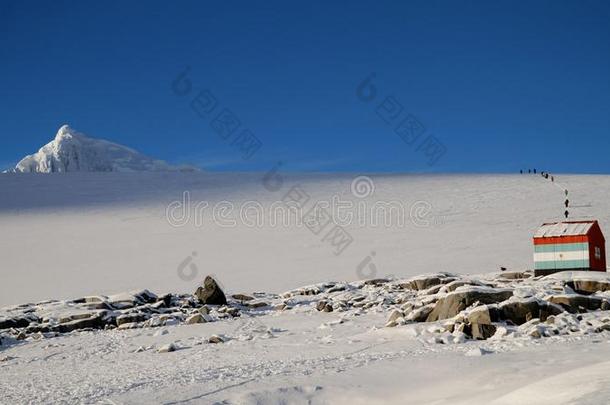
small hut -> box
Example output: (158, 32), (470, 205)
(533, 220), (606, 276)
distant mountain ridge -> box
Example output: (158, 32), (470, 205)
(8, 125), (197, 173)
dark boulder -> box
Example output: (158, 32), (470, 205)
(194, 276), (227, 306)
(426, 287), (513, 322)
(0, 315), (39, 330)
(53, 314), (105, 333)
(565, 279), (610, 295)
(499, 299), (563, 325)
(548, 295), (603, 313)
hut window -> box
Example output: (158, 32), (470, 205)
(595, 247), (602, 260)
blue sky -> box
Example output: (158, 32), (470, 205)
(1, 0), (609, 172)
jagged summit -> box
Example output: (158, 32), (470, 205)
(11, 125), (197, 173)
(54, 124), (86, 141)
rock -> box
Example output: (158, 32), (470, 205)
(466, 306), (497, 340)
(135, 289), (158, 303)
(80, 296), (113, 310)
(26, 324), (51, 334)
(116, 313), (148, 326)
(83, 296), (106, 303)
(225, 307), (240, 317)
(496, 271), (531, 280)
(401, 273), (456, 291)
(208, 334), (225, 344)
(513, 287), (536, 299)
(194, 276), (227, 306)
(232, 294), (254, 302)
(363, 278), (389, 286)
(565, 279), (610, 295)
(420, 284), (444, 295)
(491, 326), (509, 339)
(455, 322), (471, 337)
(16, 331), (27, 340)
(499, 299), (563, 326)
(118, 322), (142, 330)
(159, 315), (181, 326)
(443, 280), (490, 293)
(0, 315), (38, 330)
(602, 301), (610, 311)
(157, 343), (177, 353)
(596, 324), (610, 333)
(385, 319), (400, 328)
(316, 300), (333, 312)
(387, 309), (404, 323)
(54, 314), (105, 333)
(248, 302), (269, 309)
(108, 289), (158, 309)
(186, 314), (204, 324)
(529, 326), (543, 338)
(406, 304), (435, 322)
(327, 285), (347, 293)
(548, 295), (603, 313)
(58, 312), (98, 324)
(158, 293), (173, 307)
(471, 323), (497, 340)
(426, 287), (513, 322)
(467, 306), (492, 325)
(386, 309), (405, 327)
(442, 320), (456, 333)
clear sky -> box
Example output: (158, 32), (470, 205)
(1, 0), (609, 173)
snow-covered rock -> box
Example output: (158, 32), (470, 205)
(157, 342), (177, 353)
(11, 125), (197, 173)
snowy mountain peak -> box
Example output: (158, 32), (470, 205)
(10, 125), (197, 173)
(55, 124), (82, 140)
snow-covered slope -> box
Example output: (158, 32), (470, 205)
(11, 125), (195, 173)
(0, 172), (609, 307)
(2, 172), (610, 404)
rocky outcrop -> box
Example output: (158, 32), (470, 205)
(547, 295), (604, 313)
(7, 270), (610, 346)
(0, 315), (39, 330)
(498, 298), (563, 325)
(426, 287), (513, 322)
(496, 271), (532, 280)
(54, 314), (105, 333)
(400, 273), (457, 291)
(442, 280), (493, 293)
(565, 279), (610, 295)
